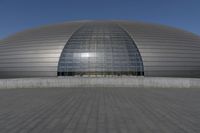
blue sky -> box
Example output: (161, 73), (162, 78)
(0, 0), (200, 39)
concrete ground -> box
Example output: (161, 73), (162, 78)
(0, 87), (199, 133)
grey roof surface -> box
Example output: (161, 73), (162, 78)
(0, 87), (199, 133)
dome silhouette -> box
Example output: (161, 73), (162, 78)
(0, 20), (200, 78)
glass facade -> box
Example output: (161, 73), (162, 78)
(58, 23), (144, 76)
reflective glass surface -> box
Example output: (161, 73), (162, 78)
(58, 23), (144, 76)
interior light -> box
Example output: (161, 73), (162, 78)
(81, 53), (90, 57)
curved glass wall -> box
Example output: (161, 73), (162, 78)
(58, 22), (144, 76)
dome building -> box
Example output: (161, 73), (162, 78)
(0, 20), (200, 78)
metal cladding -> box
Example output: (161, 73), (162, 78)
(0, 20), (200, 78)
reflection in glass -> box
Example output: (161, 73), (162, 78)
(58, 23), (144, 76)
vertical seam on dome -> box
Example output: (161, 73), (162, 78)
(117, 23), (145, 76)
(57, 23), (86, 75)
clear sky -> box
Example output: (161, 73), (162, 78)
(0, 0), (200, 39)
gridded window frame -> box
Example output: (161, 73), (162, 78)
(58, 22), (144, 77)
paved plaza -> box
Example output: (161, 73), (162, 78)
(0, 87), (199, 133)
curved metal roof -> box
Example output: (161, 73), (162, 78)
(0, 21), (200, 78)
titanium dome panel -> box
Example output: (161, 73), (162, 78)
(58, 23), (144, 76)
(0, 22), (82, 78)
(119, 21), (200, 77)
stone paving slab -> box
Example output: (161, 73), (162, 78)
(0, 87), (199, 133)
